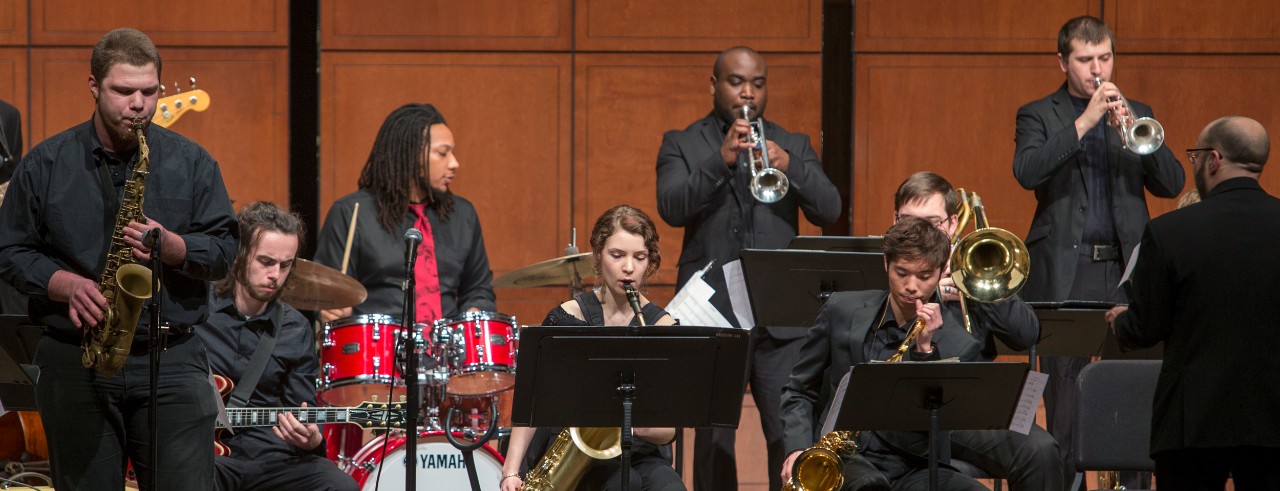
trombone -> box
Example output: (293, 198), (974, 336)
(948, 189), (1031, 332)
(1094, 77), (1165, 155)
(742, 106), (789, 203)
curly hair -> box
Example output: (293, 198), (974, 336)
(589, 205), (662, 278)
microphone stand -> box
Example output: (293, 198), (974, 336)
(401, 230), (419, 491)
(146, 228), (163, 491)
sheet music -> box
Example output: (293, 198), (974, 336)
(820, 368), (854, 436)
(1119, 243), (1140, 287)
(1009, 370), (1049, 435)
(668, 261), (735, 328)
(721, 259), (756, 330)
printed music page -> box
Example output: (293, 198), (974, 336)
(1009, 370), (1049, 435)
(668, 261), (735, 328)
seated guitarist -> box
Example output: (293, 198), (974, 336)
(198, 201), (358, 491)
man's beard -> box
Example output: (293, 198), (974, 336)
(247, 282), (283, 304)
(1194, 164), (1209, 197)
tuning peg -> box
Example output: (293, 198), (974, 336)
(190, 76), (197, 90)
(160, 84), (167, 97)
(175, 81), (181, 93)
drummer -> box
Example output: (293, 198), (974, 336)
(314, 102), (496, 326)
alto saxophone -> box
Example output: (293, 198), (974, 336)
(783, 315), (928, 491)
(81, 121), (155, 377)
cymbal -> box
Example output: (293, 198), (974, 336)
(493, 252), (594, 288)
(280, 259), (368, 310)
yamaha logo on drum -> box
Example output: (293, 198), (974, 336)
(403, 452), (467, 470)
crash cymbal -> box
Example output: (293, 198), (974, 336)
(280, 259), (368, 310)
(493, 252), (594, 288)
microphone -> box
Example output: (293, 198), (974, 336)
(403, 228), (422, 290)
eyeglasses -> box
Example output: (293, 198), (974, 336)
(894, 213), (948, 228)
(1185, 147), (1215, 162)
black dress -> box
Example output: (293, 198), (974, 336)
(522, 291), (686, 491)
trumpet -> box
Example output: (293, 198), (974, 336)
(742, 106), (789, 203)
(1094, 77), (1164, 155)
(948, 189), (1030, 332)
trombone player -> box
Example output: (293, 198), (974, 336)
(894, 172), (1061, 491)
(1012, 15), (1183, 488)
(780, 216), (984, 490)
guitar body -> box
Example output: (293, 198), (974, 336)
(213, 374), (233, 456)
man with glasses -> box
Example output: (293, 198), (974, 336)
(1011, 15), (1183, 487)
(1108, 116), (1280, 490)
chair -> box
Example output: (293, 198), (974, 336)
(1070, 360), (1160, 491)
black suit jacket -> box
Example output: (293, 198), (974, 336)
(1114, 177), (1280, 454)
(781, 290), (982, 462)
(1013, 84), (1184, 301)
(0, 99), (22, 184)
(656, 112), (840, 337)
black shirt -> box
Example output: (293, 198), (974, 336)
(198, 294), (323, 461)
(313, 189), (496, 320)
(0, 118), (238, 339)
(1069, 96), (1120, 246)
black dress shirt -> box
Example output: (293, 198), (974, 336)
(198, 294), (324, 461)
(1069, 96), (1120, 246)
(0, 118), (238, 339)
(314, 189), (496, 321)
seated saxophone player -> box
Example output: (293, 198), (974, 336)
(500, 205), (684, 491)
(0, 28), (238, 490)
(893, 172), (1061, 491)
(780, 217), (985, 491)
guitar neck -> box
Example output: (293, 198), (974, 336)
(225, 407), (356, 428)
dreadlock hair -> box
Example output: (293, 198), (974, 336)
(214, 201), (306, 298)
(358, 103), (455, 233)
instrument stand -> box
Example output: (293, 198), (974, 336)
(443, 404), (500, 491)
(825, 362), (1028, 491)
(146, 229), (164, 491)
(512, 325), (750, 489)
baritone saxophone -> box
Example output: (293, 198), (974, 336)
(81, 120), (155, 377)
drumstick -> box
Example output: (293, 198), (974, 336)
(339, 202), (358, 275)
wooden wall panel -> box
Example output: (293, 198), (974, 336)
(319, 52), (573, 285)
(853, 54), (1066, 237)
(321, 0), (572, 52)
(575, 0), (820, 52)
(30, 0), (287, 46)
(28, 48), (290, 206)
(574, 53), (824, 286)
(0, 0), (27, 46)
(1107, 0), (1280, 53)
(854, 0), (1097, 53)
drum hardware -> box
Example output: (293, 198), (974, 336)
(491, 252), (594, 290)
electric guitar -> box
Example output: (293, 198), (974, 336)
(152, 77), (211, 128)
(212, 374), (406, 456)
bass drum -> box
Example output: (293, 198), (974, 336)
(346, 431), (504, 491)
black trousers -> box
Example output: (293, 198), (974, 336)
(581, 455), (688, 491)
(1154, 446), (1280, 491)
(694, 328), (804, 491)
(215, 454), (359, 491)
(843, 452), (988, 491)
(950, 426), (1062, 491)
(34, 333), (218, 491)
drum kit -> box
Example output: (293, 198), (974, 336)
(286, 251), (594, 490)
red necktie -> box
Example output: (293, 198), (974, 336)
(408, 204), (442, 324)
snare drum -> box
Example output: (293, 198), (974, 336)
(346, 431), (504, 491)
(432, 312), (518, 396)
(439, 389), (514, 435)
(319, 314), (409, 407)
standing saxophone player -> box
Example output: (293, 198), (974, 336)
(0, 28), (238, 490)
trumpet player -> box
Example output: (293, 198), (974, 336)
(893, 172), (1061, 491)
(656, 45), (840, 491)
(0, 28), (238, 490)
(780, 217), (984, 491)
(1013, 15), (1183, 489)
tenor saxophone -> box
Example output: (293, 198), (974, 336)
(81, 121), (155, 377)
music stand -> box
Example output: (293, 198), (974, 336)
(739, 249), (888, 329)
(511, 326), (750, 490)
(788, 236), (884, 253)
(1021, 302), (1116, 371)
(828, 362), (1027, 490)
(0, 316), (42, 411)
(1098, 330), (1163, 360)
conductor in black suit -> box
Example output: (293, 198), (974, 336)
(656, 46), (841, 491)
(1110, 116), (1280, 490)
(1011, 16), (1183, 486)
